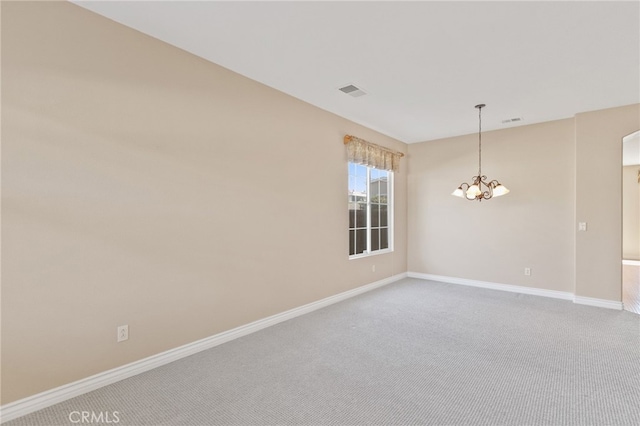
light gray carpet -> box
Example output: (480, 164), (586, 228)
(5, 278), (640, 425)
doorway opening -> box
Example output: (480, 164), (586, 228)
(622, 130), (640, 314)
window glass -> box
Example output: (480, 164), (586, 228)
(348, 163), (393, 257)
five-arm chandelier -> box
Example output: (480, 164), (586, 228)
(452, 104), (509, 201)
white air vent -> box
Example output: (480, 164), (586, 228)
(339, 84), (367, 97)
(502, 117), (523, 124)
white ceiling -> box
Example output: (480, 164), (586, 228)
(72, 0), (639, 144)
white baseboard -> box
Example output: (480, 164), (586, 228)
(573, 296), (623, 310)
(407, 272), (622, 310)
(0, 273), (406, 423)
(622, 259), (640, 266)
(407, 272), (574, 301)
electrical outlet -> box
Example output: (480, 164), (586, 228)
(372, 264), (376, 272)
(524, 268), (531, 276)
(117, 325), (129, 342)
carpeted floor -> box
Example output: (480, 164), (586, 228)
(5, 278), (640, 425)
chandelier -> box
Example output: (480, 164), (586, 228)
(452, 104), (509, 201)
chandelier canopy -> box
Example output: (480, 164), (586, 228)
(452, 104), (509, 201)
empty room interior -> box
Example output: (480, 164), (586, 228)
(2, 1), (640, 425)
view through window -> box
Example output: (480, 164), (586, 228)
(348, 162), (392, 257)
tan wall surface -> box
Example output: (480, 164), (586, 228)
(1, 2), (407, 403)
(408, 118), (576, 293)
(575, 104), (640, 300)
(408, 104), (640, 303)
(623, 165), (640, 260)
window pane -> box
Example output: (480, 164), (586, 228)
(380, 204), (388, 227)
(351, 228), (369, 255)
(371, 180), (387, 205)
(355, 204), (366, 228)
(370, 179), (380, 201)
(378, 171), (389, 204)
(349, 206), (356, 228)
(355, 229), (367, 254)
(380, 228), (389, 250)
(371, 229), (380, 251)
(371, 204), (379, 227)
(349, 230), (355, 255)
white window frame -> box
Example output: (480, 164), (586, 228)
(348, 163), (394, 259)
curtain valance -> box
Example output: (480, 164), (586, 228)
(344, 135), (404, 173)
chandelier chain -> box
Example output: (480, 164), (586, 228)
(478, 104), (482, 177)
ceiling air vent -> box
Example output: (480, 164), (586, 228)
(502, 117), (523, 124)
(339, 84), (367, 98)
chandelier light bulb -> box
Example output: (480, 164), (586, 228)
(466, 184), (480, 198)
(452, 187), (465, 198)
(492, 183), (510, 197)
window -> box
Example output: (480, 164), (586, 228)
(348, 162), (393, 257)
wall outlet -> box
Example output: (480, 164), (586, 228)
(524, 267), (531, 276)
(117, 325), (129, 342)
(372, 264), (376, 272)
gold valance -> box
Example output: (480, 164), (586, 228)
(344, 135), (404, 173)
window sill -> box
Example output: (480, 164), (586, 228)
(349, 248), (393, 260)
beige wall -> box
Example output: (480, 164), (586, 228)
(622, 165), (640, 260)
(575, 105), (640, 300)
(408, 119), (576, 293)
(1, 2), (407, 404)
(408, 104), (640, 303)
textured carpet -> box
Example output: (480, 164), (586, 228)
(5, 278), (640, 425)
